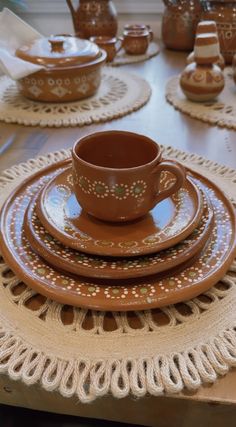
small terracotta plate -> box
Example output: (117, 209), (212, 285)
(36, 166), (203, 257)
(25, 193), (214, 279)
(0, 160), (235, 311)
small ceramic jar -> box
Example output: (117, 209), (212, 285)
(124, 24), (153, 41)
(90, 36), (122, 61)
(122, 30), (150, 55)
(180, 33), (225, 101)
(186, 20), (225, 69)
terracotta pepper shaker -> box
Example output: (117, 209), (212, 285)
(187, 20), (225, 69)
(180, 33), (225, 102)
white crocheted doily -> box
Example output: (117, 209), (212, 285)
(166, 69), (236, 130)
(111, 41), (160, 66)
(0, 147), (236, 403)
(0, 68), (151, 128)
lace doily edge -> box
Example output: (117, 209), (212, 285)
(166, 76), (236, 130)
(0, 148), (236, 402)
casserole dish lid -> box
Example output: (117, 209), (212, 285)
(15, 35), (101, 68)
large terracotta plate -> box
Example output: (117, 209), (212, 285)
(36, 166), (203, 257)
(25, 193), (214, 279)
(0, 160), (235, 311)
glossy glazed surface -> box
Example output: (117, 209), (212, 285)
(25, 191), (213, 279)
(72, 131), (186, 222)
(162, 0), (202, 51)
(180, 63), (225, 102)
(36, 161), (202, 257)
(0, 161), (235, 310)
(202, 1), (236, 63)
(66, 0), (118, 38)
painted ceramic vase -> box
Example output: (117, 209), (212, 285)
(201, 1), (236, 64)
(162, 0), (203, 51)
(180, 33), (225, 101)
(187, 20), (225, 69)
(66, 0), (118, 39)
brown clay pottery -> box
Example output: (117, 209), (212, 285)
(186, 20), (225, 69)
(124, 24), (154, 41)
(180, 33), (225, 101)
(71, 131), (186, 222)
(0, 161), (235, 311)
(232, 52), (236, 83)
(36, 164), (203, 257)
(201, 0), (236, 64)
(162, 0), (203, 51)
(66, 0), (118, 39)
(15, 35), (107, 102)
(90, 36), (122, 62)
(122, 30), (150, 55)
(24, 192), (214, 279)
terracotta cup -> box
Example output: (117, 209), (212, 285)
(72, 131), (186, 222)
(122, 29), (150, 55)
(124, 24), (153, 41)
(90, 36), (122, 62)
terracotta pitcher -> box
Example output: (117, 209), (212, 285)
(66, 0), (118, 39)
(201, 0), (236, 64)
(162, 0), (203, 51)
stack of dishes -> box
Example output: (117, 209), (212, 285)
(0, 131), (235, 311)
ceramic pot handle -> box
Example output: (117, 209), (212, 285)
(152, 161), (186, 205)
(115, 37), (123, 53)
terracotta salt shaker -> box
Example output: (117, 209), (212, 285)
(187, 20), (225, 69)
(180, 33), (225, 102)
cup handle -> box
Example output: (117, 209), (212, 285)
(151, 161), (186, 205)
(116, 37), (123, 52)
(148, 29), (153, 42)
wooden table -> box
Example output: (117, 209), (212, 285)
(0, 48), (236, 427)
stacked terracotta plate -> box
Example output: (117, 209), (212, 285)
(0, 146), (236, 312)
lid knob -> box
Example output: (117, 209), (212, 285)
(49, 37), (65, 52)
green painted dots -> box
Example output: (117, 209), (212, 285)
(62, 279), (69, 285)
(37, 268), (47, 275)
(88, 286), (96, 293)
(112, 289), (120, 295)
(140, 287), (148, 294)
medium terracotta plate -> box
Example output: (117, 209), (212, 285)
(36, 166), (203, 257)
(0, 160), (235, 311)
(24, 193), (214, 279)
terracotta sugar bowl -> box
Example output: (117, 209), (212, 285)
(66, 0), (118, 39)
(180, 33), (225, 101)
(15, 35), (107, 102)
(187, 20), (225, 69)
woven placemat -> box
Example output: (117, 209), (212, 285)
(166, 68), (236, 130)
(111, 41), (160, 66)
(0, 68), (151, 128)
(0, 146), (236, 403)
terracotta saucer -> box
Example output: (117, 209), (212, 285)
(24, 193), (214, 279)
(36, 165), (203, 257)
(0, 160), (235, 311)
